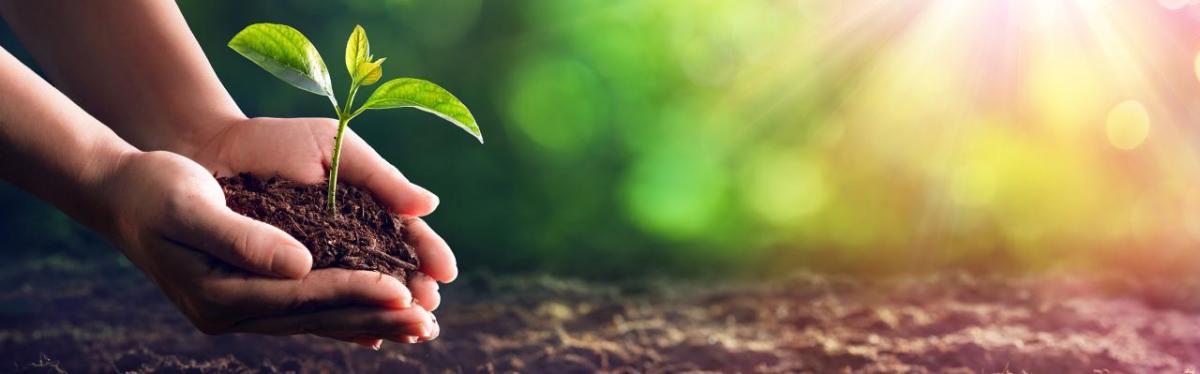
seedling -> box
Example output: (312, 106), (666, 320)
(228, 23), (482, 213)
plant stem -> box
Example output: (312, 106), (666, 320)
(326, 115), (349, 213)
(345, 84), (360, 114)
(326, 82), (361, 214)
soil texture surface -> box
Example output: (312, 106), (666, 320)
(219, 173), (418, 281)
(4, 256), (1200, 373)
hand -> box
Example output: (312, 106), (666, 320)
(189, 117), (457, 313)
(0, 0), (452, 347)
(95, 151), (438, 345)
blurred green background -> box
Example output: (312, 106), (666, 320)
(5, 0), (1200, 279)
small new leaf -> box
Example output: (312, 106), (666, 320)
(360, 78), (483, 143)
(354, 58), (386, 86)
(228, 23), (335, 101)
(345, 25), (370, 79)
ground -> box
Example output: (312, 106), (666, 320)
(3, 256), (1200, 373)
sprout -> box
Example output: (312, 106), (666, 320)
(228, 23), (482, 213)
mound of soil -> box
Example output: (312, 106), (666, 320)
(218, 173), (419, 281)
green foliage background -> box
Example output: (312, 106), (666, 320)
(7, 1), (1196, 279)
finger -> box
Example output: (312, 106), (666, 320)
(232, 306), (434, 338)
(338, 130), (439, 216)
(408, 272), (441, 312)
(385, 335), (421, 344)
(406, 218), (457, 282)
(385, 332), (434, 344)
(417, 318), (441, 342)
(429, 320), (441, 341)
(209, 269), (412, 315)
(389, 336), (419, 344)
(162, 194), (311, 278)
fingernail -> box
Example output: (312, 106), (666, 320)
(414, 184), (440, 211)
(425, 322), (441, 342)
(417, 273), (440, 291)
(413, 321), (429, 339)
(417, 325), (439, 342)
(419, 320), (435, 339)
(272, 245), (312, 278)
(372, 341), (383, 350)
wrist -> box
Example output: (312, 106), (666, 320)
(141, 108), (248, 159)
(69, 138), (142, 237)
(79, 137), (139, 191)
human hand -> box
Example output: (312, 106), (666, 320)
(0, 0), (452, 347)
(97, 150), (438, 346)
(188, 116), (457, 313)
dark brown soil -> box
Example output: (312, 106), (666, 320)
(5, 255), (1200, 373)
(218, 173), (418, 281)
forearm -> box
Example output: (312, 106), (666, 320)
(0, 46), (137, 230)
(0, 0), (243, 156)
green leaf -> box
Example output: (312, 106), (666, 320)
(359, 78), (483, 143)
(354, 58), (386, 86)
(345, 25), (370, 79)
(228, 23), (335, 101)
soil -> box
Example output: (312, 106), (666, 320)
(4, 255), (1200, 373)
(218, 173), (418, 281)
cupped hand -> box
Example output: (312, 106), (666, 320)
(98, 151), (438, 346)
(189, 117), (457, 312)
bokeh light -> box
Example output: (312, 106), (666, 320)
(1106, 100), (1151, 150)
(1194, 50), (1200, 83)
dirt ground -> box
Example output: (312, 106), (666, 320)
(3, 256), (1200, 373)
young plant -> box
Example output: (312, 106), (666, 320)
(228, 23), (482, 213)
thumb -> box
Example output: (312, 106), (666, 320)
(163, 197), (312, 278)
